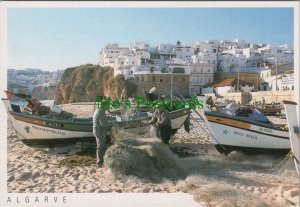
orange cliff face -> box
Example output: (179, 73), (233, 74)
(54, 64), (137, 104)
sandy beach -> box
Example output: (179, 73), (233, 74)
(7, 104), (299, 206)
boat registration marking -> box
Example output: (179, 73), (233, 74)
(32, 125), (66, 135)
(234, 130), (258, 140)
(47, 122), (65, 128)
(258, 127), (273, 134)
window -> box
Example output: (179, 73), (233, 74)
(160, 79), (163, 82)
(111, 51), (113, 53)
(136, 77), (139, 81)
(212, 60), (215, 64)
(182, 77), (185, 82)
(152, 76), (155, 82)
(173, 67), (185, 74)
(141, 76), (144, 81)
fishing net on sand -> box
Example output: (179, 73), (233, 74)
(269, 151), (298, 176)
(104, 109), (186, 182)
(104, 134), (186, 182)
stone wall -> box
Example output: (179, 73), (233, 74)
(134, 73), (190, 97)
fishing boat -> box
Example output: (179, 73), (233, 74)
(255, 104), (282, 116)
(202, 100), (290, 155)
(283, 100), (299, 174)
(3, 92), (190, 148)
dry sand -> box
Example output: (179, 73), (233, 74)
(7, 104), (299, 206)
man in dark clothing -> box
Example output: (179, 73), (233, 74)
(156, 108), (172, 144)
(93, 107), (112, 167)
(149, 108), (160, 137)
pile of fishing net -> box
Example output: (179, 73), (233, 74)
(104, 126), (185, 182)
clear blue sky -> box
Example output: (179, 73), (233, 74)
(8, 8), (294, 71)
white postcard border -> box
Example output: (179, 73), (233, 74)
(0, 1), (299, 207)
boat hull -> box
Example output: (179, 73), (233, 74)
(283, 101), (299, 174)
(204, 111), (290, 155)
(5, 103), (190, 148)
(8, 112), (95, 147)
(170, 109), (190, 129)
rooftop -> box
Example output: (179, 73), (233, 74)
(213, 78), (254, 87)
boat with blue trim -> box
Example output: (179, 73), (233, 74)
(202, 100), (290, 155)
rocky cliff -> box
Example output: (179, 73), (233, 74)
(55, 64), (137, 104)
(32, 85), (57, 100)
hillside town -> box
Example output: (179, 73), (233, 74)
(8, 39), (294, 100)
(7, 68), (64, 94)
(99, 39), (294, 97)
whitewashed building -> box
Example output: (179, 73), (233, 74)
(99, 44), (131, 68)
(264, 71), (294, 91)
(174, 45), (194, 62)
(189, 63), (214, 95)
(193, 40), (219, 53)
(233, 39), (249, 49)
(157, 44), (175, 54)
(220, 54), (247, 72)
(281, 72), (294, 90)
(213, 78), (254, 95)
(191, 51), (217, 71)
(258, 44), (294, 64)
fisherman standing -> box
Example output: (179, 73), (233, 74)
(156, 108), (172, 144)
(262, 97), (266, 108)
(148, 108), (160, 137)
(93, 102), (112, 167)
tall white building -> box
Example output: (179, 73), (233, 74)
(99, 43), (131, 68)
(191, 51), (217, 71)
(189, 63), (214, 95)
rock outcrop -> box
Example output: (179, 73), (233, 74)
(55, 64), (137, 104)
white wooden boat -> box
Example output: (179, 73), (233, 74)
(3, 96), (190, 148)
(283, 100), (299, 174)
(200, 97), (290, 155)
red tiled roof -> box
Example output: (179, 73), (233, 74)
(213, 78), (254, 87)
